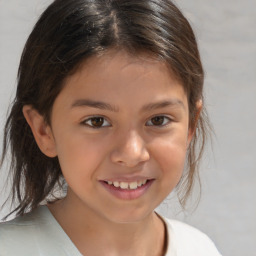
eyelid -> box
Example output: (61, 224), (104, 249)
(145, 115), (173, 127)
(81, 115), (111, 128)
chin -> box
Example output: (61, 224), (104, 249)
(103, 207), (156, 224)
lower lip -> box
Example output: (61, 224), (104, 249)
(100, 180), (154, 200)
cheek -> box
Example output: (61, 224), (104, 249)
(54, 132), (108, 181)
(151, 135), (188, 179)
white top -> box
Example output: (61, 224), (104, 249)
(0, 205), (222, 256)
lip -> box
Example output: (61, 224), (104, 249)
(100, 175), (152, 183)
(99, 179), (155, 200)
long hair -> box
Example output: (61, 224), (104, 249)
(1, 0), (209, 219)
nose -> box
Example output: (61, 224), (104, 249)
(110, 130), (150, 167)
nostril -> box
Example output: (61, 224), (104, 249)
(110, 146), (150, 167)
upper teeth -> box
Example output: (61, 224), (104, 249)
(107, 180), (147, 190)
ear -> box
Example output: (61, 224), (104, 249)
(187, 100), (202, 146)
(23, 105), (57, 158)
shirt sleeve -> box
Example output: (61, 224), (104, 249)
(164, 218), (222, 256)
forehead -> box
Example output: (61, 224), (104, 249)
(57, 50), (188, 110)
(65, 50), (183, 88)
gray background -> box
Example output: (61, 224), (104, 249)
(0, 1), (255, 255)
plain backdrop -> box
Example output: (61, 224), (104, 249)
(0, 1), (256, 256)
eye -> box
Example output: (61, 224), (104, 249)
(146, 116), (172, 127)
(82, 116), (111, 128)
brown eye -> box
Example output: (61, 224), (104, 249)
(91, 117), (104, 127)
(83, 117), (110, 128)
(146, 116), (171, 126)
(151, 116), (164, 125)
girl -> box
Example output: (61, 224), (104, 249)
(0, 0), (221, 255)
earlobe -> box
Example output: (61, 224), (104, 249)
(22, 105), (57, 158)
(187, 99), (202, 147)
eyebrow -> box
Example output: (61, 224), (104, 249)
(71, 99), (119, 112)
(71, 99), (185, 112)
(141, 99), (185, 112)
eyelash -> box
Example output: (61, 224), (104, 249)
(81, 115), (172, 129)
(145, 116), (172, 127)
(82, 116), (111, 129)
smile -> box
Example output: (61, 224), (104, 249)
(104, 180), (147, 190)
(100, 179), (154, 200)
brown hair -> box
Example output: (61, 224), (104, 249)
(1, 0), (210, 220)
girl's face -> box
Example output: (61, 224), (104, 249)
(48, 51), (193, 223)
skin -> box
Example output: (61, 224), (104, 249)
(23, 50), (198, 256)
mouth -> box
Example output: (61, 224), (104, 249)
(103, 179), (148, 190)
(100, 179), (154, 200)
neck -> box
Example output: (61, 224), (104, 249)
(47, 196), (166, 256)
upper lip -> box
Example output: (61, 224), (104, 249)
(100, 176), (154, 182)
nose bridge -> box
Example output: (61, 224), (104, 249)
(110, 127), (150, 167)
(126, 130), (143, 155)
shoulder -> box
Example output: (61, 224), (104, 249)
(0, 206), (57, 255)
(163, 217), (222, 256)
(0, 205), (81, 256)
(0, 208), (43, 255)
(0, 206), (49, 234)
